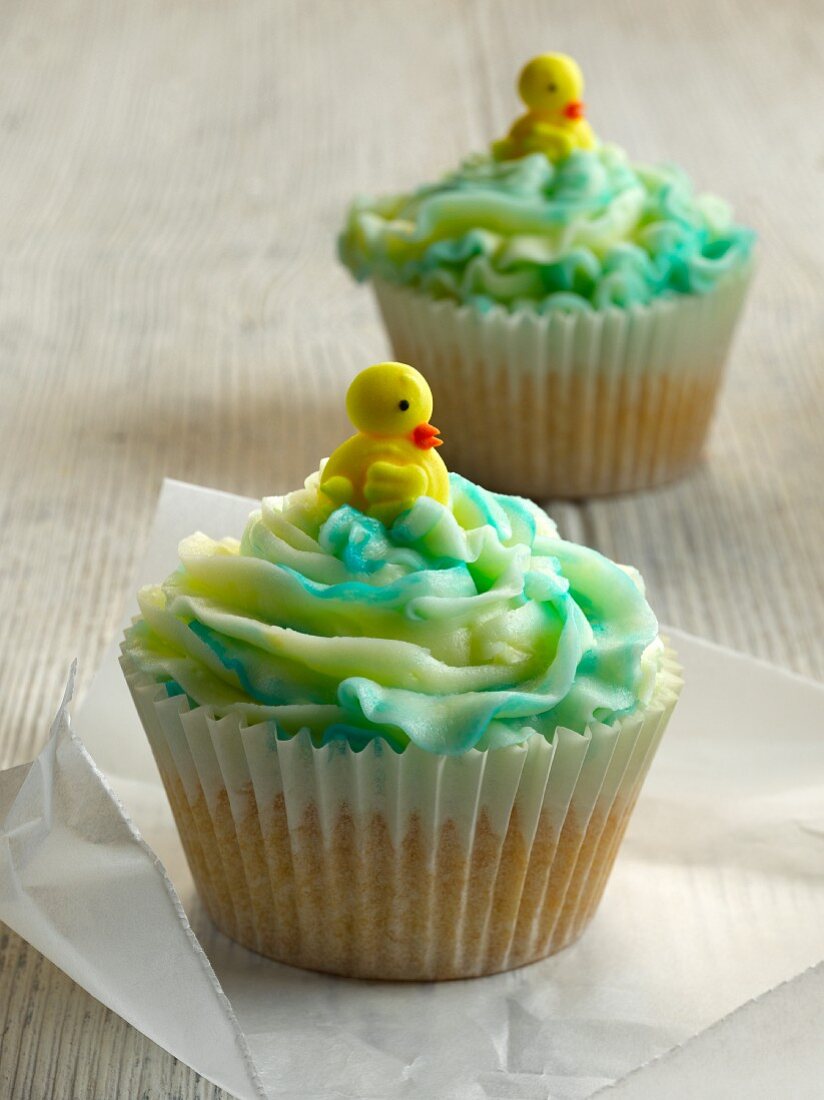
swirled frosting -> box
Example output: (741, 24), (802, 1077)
(339, 145), (755, 312)
(124, 471), (660, 754)
(126, 472), (661, 753)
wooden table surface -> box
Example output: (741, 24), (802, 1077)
(1, 0), (823, 1096)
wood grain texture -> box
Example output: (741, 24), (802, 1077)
(0, 0), (822, 1096)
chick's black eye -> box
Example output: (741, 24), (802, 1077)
(398, 399), (410, 411)
(547, 83), (557, 92)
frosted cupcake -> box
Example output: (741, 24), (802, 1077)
(339, 53), (755, 497)
(121, 363), (682, 980)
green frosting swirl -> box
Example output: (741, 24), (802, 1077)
(339, 144), (755, 312)
(124, 471), (661, 755)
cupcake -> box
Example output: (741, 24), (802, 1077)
(121, 363), (682, 980)
(339, 53), (755, 498)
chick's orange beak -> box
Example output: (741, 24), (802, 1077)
(564, 100), (585, 120)
(412, 422), (442, 449)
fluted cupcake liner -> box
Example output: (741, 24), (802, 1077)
(121, 647), (682, 981)
(373, 265), (753, 498)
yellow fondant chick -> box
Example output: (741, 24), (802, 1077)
(492, 53), (596, 163)
(320, 362), (449, 525)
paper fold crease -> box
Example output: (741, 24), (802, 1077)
(0, 662), (264, 1100)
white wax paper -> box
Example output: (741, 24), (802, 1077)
(2, 479), (823, 1099)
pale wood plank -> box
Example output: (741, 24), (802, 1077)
(0, 926), (226, 1099)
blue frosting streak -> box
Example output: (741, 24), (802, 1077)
(127, 471), (660, 754)
(339, 146), (755, 312)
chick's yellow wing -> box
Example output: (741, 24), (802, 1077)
(363, 461), (427, 524)
(320, 475), (355, 508)
(524, 125), (574, 161)
(364, 461), (427, 503)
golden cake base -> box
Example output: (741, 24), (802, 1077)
(163, 771), (638, 980)
(123, 649), (682, 981)
(374, 267), (753, 499)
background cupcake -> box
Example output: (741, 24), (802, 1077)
(339, 53), (755, 498)
(121, 365), (682, 980)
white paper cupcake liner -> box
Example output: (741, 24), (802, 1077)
(121, 647), (682, 980)
(373, 264), (753, 498)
